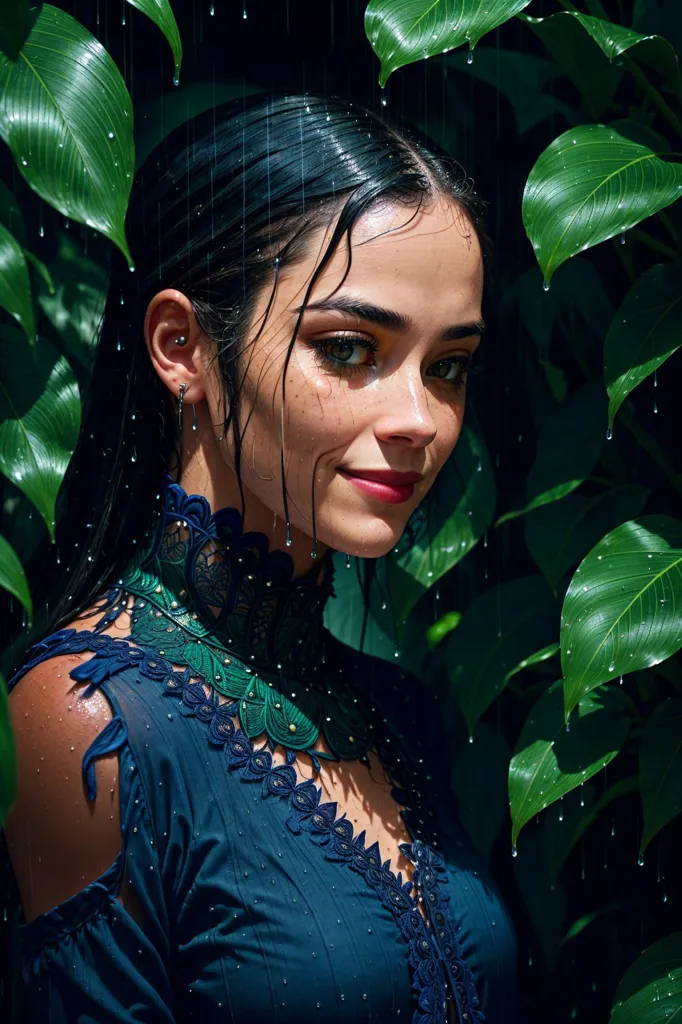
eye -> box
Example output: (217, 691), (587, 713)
(426, 355), (473, 387)
(309, 335), (377, 372)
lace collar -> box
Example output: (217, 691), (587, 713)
(112, 474), (373, 760)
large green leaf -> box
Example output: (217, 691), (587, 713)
(496, 378), (607, 526)
(605, 264), (682, 432)
(610, 933), (682, 1024)
(522, 12), (622, 118)
(387, 424), (495, 627)
(443, 47), (575, 135)
(0, 179), (54, 299)
(365, 0), (533, 88)
(0, 327), (81, 540)
(135, 81), (267, 171)
(126, 0), (183, 85)
(526, 485), (651, 593)
(639, 697), (682, 855)
(564, 11), (682, 101)
(0, 672), (17, 827)
(37, 230), (108, 367)
(523, 125), (682, 285)
(0, 0), (31, 61)
(446, 575), (560, 735)
(509, 682), (630, 848)
(0, 220), (34, 345)
(0, 533), (32, 620)
(561, 516), (682, 721)
(502, 258), (612, 361)
(0, 4), (134, 266)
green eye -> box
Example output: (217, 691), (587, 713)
(310, 335), (377, 373)
(326, 339), (364, 364)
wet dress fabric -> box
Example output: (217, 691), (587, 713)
(0, 476), (527, 1024)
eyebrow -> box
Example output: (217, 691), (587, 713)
(292, 294), (486, 342)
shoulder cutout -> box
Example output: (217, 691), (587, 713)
(4, 649), (123, 923)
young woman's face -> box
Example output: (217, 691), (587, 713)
(208, 194), (484, 560)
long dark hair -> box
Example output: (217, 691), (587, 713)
(37, 90), (488, 640)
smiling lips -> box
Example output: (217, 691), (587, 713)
(338, 468), (422, 505)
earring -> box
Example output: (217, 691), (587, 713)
(174, 335), (188, 346)
(177, 382), (187, 430)
(192, 402), (198, 432)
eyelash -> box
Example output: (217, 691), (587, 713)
(308, 335), (480, 390)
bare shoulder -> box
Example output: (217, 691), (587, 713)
(4, 606), (132, 922)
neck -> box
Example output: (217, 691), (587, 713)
(176, 423), (329, 580)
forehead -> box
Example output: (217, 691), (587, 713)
(284, 195), (484, 322)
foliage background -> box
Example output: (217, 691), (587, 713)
(1, 1), (682, 1021)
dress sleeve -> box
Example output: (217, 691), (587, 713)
(1, 644), (176, 1023)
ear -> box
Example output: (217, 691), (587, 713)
(143, 289), (207, 403)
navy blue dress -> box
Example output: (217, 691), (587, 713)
(0, 478), (525, 1024)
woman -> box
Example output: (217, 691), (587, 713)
(1, 92), (525, 1023)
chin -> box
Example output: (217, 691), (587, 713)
(325, 510), (413, 560)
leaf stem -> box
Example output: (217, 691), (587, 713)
(622, 55), (682, 138)
(629, 228), (677, 259)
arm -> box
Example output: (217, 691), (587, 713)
(3, 651), (176, 1022)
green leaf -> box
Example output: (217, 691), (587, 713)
(0, 671), (17, 827)
(446, 575), (560, 735)
(565, 11), (682, 101)
(522, 12), (622, 118)
(0, 4), (135, 266)
(0, 0), (31, 61)
(387, 424), (495, 627)
(550, 775), (638, 885)
(135, 81), (266, 171)
(496, 378), (607, 526)
(23, 249), (55, 295)
(443, 47), (575, 135)
(0, 220), (35, 345)
(509, 683), (630, 848)
(37, 230), (108, 367)
(561, 515), (682, 722)
(610, 933), (682, 1024)
(522, 125), (682, 285)
(505, 642), (560, 683)
(502, 258), (612, 361)
(0, 327), (81, 540)
(605, 264), (682, 432)
(365, 0), (533, 88)
(450, 722), (510, 864)
(426, 610), (462, 650)
(126, 0), (183, 86)
(526, 485), (651, 593)
(0, 533), (32, 620)
(639, 697), (682, 855)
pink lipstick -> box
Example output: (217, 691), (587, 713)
(338, 468), (421, 505)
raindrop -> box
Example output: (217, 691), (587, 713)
(131, 447), (137, 463)
(108, 131), (115, 140)
(542, 280), (550, 292)
(122, 8), (126, 25)
(637, 852), (645, 867)
(558, 797), (564, 822)
(345, 553), (351, 569)
(210, 2), (215, 12)
(466, 50), (474, 65)
(243, 6), (248, 17)
(173, 76), (180, 87)
(620, 232), (626, 245)
(511, 845), (518, 858)
(605, 427), (613, 441)
(393, 650), (400, 659)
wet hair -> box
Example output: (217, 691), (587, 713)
(41, 90), (489, 636)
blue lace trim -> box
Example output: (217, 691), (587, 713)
(9, 628), (484, 1024)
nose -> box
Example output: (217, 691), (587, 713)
(373, 371), (438, 449)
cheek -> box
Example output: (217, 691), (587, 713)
(432, 398), (465, 460)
